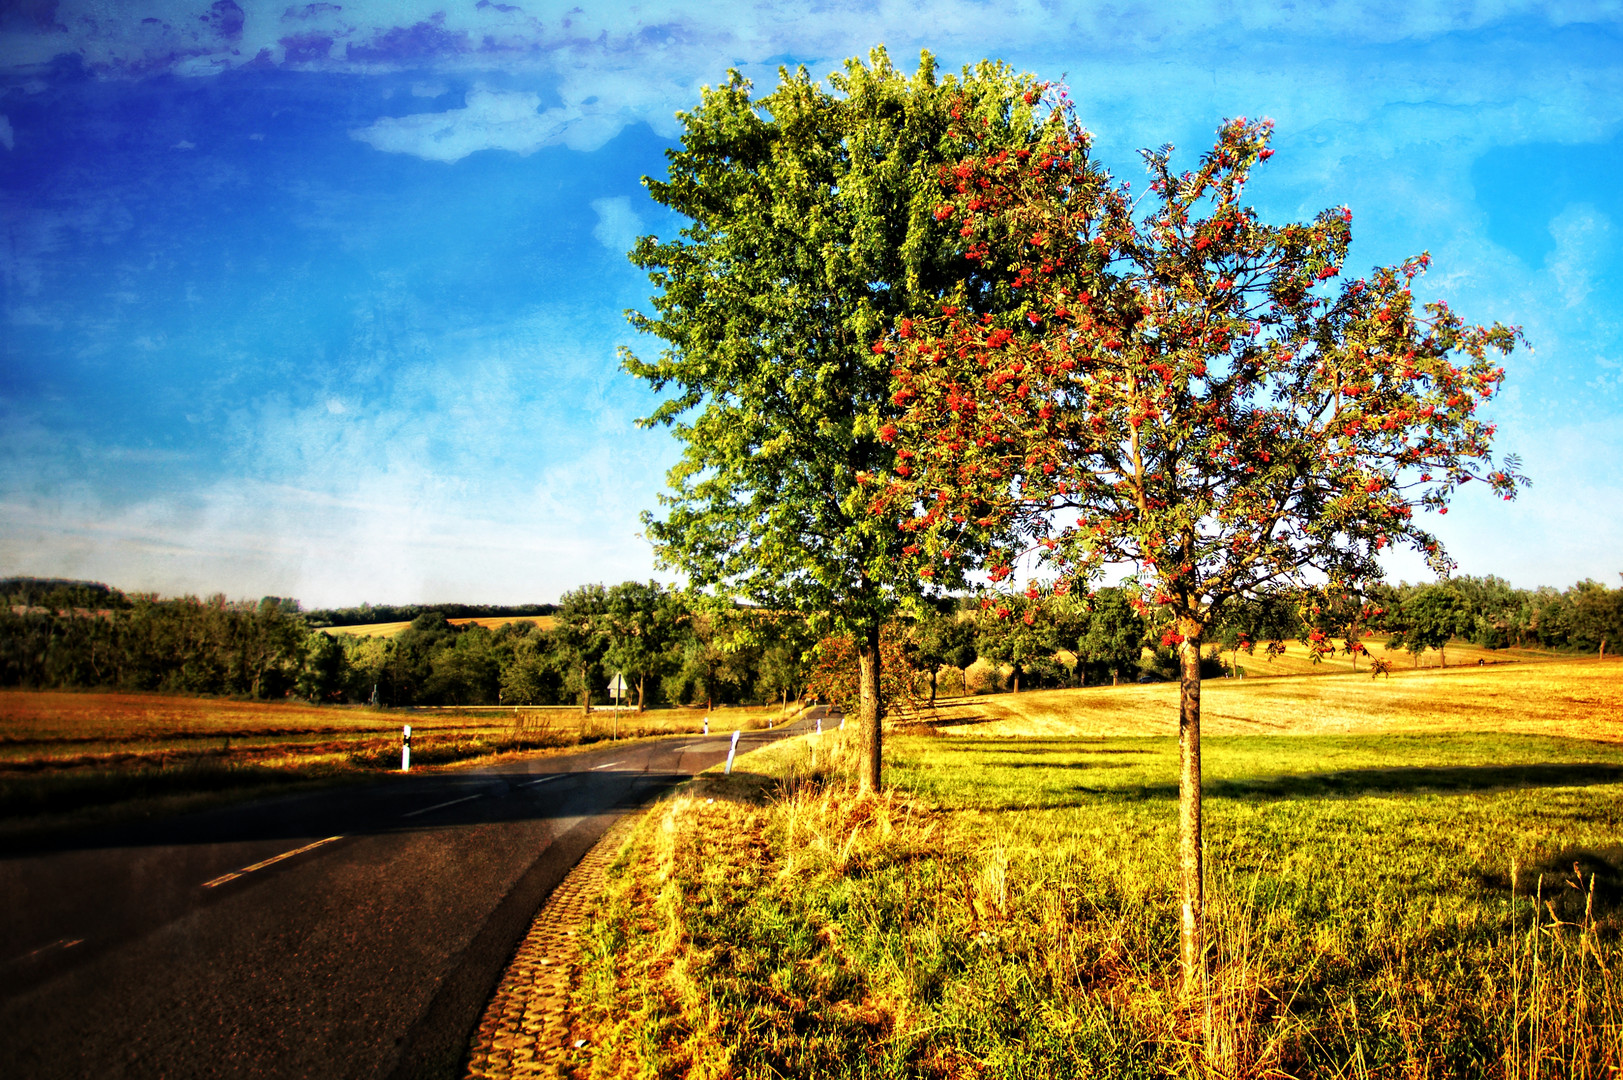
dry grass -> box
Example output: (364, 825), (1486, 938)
(325, 614), (555, 637)
(917, 657), (1623, 743)
(569, 662), (1623, 1079)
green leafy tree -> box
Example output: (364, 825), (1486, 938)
(604, 581), (685, 711)
(1072, 587), (1148, 686)
(974, 594), (1057, 693)
(495, 623), (566, 705)
(622, 48), (1054, 790)
(297, 630), (348, 703)
(755, 611), (819, 711)
(882, 111), (1526, 991)
(1387, 582), (1473, 668)
(914, 605), (979, 703)
(1567, 578), (1623, 654)
(555, 585), (611, 716)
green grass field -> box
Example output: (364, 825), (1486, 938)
(569, 661), (1623, 1079)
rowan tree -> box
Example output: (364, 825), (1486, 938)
(875, 108), (1526, 990)
(624, 48), (1058, 789)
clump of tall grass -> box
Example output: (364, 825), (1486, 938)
(1498, 861), (1623, 1078)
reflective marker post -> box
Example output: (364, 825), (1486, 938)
(725, 730), (740, 775)
(401, 725), (411, 772)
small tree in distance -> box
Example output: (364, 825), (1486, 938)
(878, 106), (1526, 996)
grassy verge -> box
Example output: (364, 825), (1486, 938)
(569, 728), (1623, 1078)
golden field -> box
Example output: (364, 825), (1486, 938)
(324, 614), (554, 638)
(0, 690), (795, 831)
(916, 655), (1623, 742)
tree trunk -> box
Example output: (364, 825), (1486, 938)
(637, 673), (646, 712)
(1177, 623), (1205, 1000)
(929, 666), (938, 706)
(1011, 664), (1021, 694)
(581, 663), (590, 717)
(856, 624), (883, 792)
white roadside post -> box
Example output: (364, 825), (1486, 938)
(724, 729), (740, 774)
(816, 715), (822, 736)
(401, 725), (411, 772)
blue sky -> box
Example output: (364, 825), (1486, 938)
(2, 2), (1620, 607)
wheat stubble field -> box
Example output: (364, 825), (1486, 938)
(569, 657), (1623, 1080)
(0, 691), (784, 835)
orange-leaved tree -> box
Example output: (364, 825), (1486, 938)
(872, 105), (1526, 993)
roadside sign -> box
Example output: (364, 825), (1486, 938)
(606, 673), (628, 699)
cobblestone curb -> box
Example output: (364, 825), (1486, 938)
(464, 813), (641, 1079)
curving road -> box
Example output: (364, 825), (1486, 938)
(0, 710), (825, 1079)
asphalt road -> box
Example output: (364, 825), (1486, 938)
(0, 709), (825, 1079)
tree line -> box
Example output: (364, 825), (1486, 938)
(3, 573), (1618, 707)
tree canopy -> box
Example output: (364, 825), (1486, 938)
(623, 47), (1057, 788)
(879, 107), (1526, 989)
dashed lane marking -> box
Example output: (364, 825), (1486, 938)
(401, 793), (485, 819)
(517, 775), (560, 788)
(589, 760), (623, 770)
(201, 835), (345, 889)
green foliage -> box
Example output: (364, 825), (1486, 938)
(603, 580), (686, 710)
(912, 607), (978, 701)
(1070, 587), (1148, 685)
(622, 47), (1058, 765)
(1386, 582), (1474, 665)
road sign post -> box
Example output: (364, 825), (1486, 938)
(401, 725), (411, 772)
(606, 673), (628, 740)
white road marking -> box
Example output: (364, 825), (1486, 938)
(590, 760), (623, 770)
(400, 793), (484, 819)
(20, 937), (85, 962)
(517, 775), (559, 788)
(201, 836), (344, 889)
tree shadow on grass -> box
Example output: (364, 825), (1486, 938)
(1048, 762), (1623, 805)
(1477, 844), (1623, 923)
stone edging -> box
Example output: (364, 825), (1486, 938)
(464, 812), (642, 1079)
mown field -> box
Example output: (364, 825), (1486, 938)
(926, 657), (1623, 741)
(0, 690), (786, 836)
(568, 658), (1623, 1079)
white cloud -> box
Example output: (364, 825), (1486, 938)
(1545, 203), (1615, 308)
(591, 196), (642, 255)
(350, 88), (573, 162)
